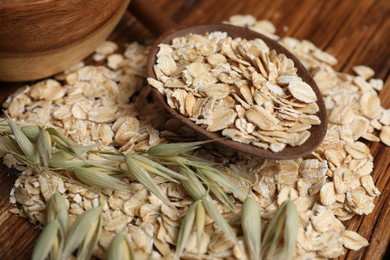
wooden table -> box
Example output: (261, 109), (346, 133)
(0, 0), (389, 259)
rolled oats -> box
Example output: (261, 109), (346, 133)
(3, 14), (388, 260)
(352, 65), (375, 80)
(342, 230), (369, 251)
(149, 32), (322, 152)
(379, 126), (390, 146)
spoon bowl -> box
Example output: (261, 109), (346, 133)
(130, 0), (328, 159)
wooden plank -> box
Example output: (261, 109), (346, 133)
(328, 0), (390, 73)
(316, 2), (390, 258)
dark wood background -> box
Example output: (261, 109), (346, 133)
(0, 0), (389, 259)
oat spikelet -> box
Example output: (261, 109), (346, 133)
(73, 167), (128, 191)
(242, 192), (261, 260)
(8, 118), (40, 165)
(180, 166), (239, 244)
(32, 220), (62, 260)
(195, 202), (206, 254)
(262, 199), (298, 260)
(37, 127), (52, 168)
(47, 193), (68, 232)
(175, 200), (200, 257)
(33, 192), (68, 260)
(108, 233), (135, 260)
(197, 166), (247, 201)
(124, 153), (171, 204)
(62, 207), (103, 259)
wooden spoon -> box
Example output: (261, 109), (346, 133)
(129, 0), (328, 159)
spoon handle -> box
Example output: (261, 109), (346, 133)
(128, 0), (177, 35)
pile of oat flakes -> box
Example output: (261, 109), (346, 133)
(2, 14), (389, 259)
(148, 32), (322, 152)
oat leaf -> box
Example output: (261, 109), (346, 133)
(48, 152), (117, 171)
(62, 207), (102, 259)
(108, 233), (134, 260)
(48, 150), (74, 162)
(0, 119), (9, 127)
(32, 220), (60, 260)
(176, 200), (199, 257)
(196, 168), (236, 210)
(8, 118), (39, 164)
(124, 153), (171, 204)
(242, 192), (261, 260)
(73, 167), (128, 190)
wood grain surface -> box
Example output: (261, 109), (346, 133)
(0, 0), (389, 259)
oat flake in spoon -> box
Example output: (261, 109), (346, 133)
(148, 32), (321, 153)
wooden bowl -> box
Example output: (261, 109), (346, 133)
(0, 0), (130, 82)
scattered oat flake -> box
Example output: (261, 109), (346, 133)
(342, 230), (369, 251)
(352, 65), (375, 80)
(379, 126), (390, 146)
(320, 182), (336, 206)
